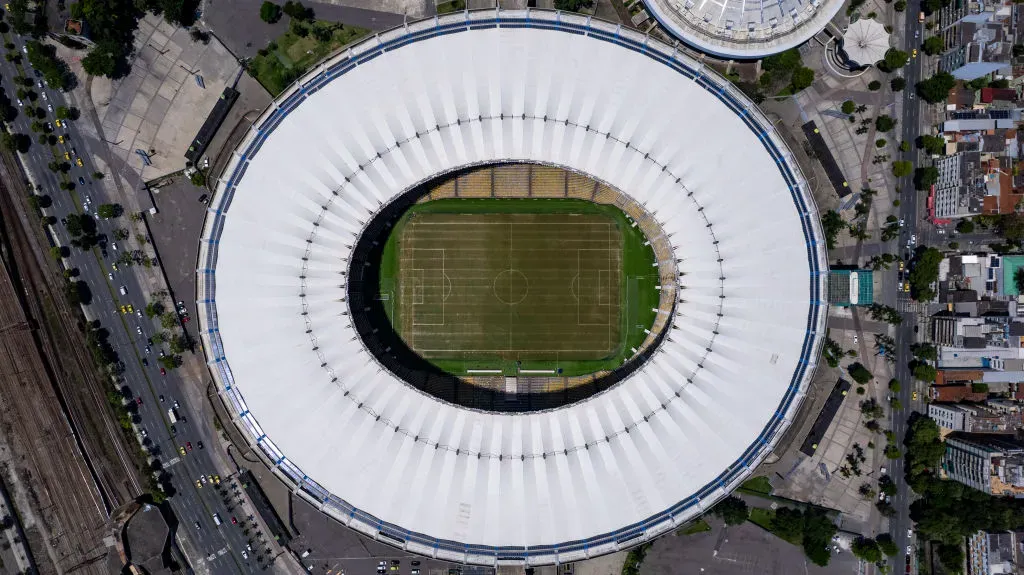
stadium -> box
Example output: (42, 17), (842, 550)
(197, 10), (828, 567)
(641, 0), (844, 59)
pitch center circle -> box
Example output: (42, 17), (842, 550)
(493, 269), (529, 305)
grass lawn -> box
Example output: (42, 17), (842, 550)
(748, 507), (775, 531)
(435, 0), (465, 12)
(677, 519), (711, 535)
(379, 197), (659, 376)
(248, 20), (372, 95)
(740, 476), (774, 496)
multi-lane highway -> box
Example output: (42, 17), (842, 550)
(0, 33), (264, 573)
(889, 2), (932, 572)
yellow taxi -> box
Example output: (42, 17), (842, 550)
(120, 305), (128, 314)
(904, 283), (910, 292)
(912, 49), (918, 58)
(178, 446), (187, 456)
(64, 151), (70, 160)
(75, 158), (83, 167)
(912, 391), (918, 400)
(4, 4), (9, 10)
(126, 304), (134, 313)
(213, 475), (221, 485)
(58, 135), (64, 144)
(55, 119), (62, 128)
(898, 261), (904, 271)
(195, 479), (202, 489)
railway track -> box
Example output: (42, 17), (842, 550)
(0, 149), (144, 573)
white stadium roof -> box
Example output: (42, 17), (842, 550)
(198, 10), (827, 566)
(642, 0), (844, 58)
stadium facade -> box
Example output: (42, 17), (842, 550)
(197, 10), (829, 567)
(642, 0), (844, 58)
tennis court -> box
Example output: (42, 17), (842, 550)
(397, 212), (622, 362)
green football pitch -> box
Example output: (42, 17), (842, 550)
(378, 199), (659, 376)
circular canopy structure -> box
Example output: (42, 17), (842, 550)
(641, 0), (843, 58)
(198, 10), (827, 566)
(841, 18), (890, 67)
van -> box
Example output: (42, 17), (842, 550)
(212, 513), (221, 526)
(119, 285), (127, 295)
(918, 11), (925, 22)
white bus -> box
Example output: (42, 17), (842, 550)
(167, 408), (178, 424)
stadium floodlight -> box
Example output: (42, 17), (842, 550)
(196, 10), (828, 567)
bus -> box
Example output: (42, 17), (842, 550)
(167, 408), (178, 424)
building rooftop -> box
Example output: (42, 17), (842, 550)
(640, 0), (844, 58)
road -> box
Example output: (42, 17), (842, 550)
(0, 37), (264, 573)
(889, 4), (929, 572)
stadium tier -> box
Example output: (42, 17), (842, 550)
(197, 10), (828, 567)
(642, 0), (844, 58)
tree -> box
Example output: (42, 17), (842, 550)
(25, 41), (72, 91)
(971, 382), (989, 393)
(892, 160), (913, 177)
(851, 537), (882, 563)
(875, 115), (896, 132)
(145, 301), (165, 318)
(55, 105), (70, 119)
(92, 171), (105, 180)
(847, 362), (873, 384)
(789, 67), (814, 92)
(913, 362), (937, 382)
(917, 72), (957, 104)
(282, 0), (313, 19)
(841, 100), (856, 114)
(911, 343), (937, 361)
(937, 543), (965, 572)
(821, 210), (845, 249)
(955, 219), (974, 233)
(259, 1), (282, 22)
(1016, 268), (1024, 294)
(922, 36), (945, 55)
(915, 166), (940, 190)
(894, 0), (906, 11)
(160, 312), (179, 330)
(97, 203), (123, 218)
(876, 534), (898, 556)
(919, 134), (946, 155)
(875, 138), (887, 148)
(50, 246), (64, 260)
(554, 0), (594, 10)
(190, 170), (206, 187)
(888, 378), (901, 392)
(81, 43), (122, 78)
(890, 77), (906, 91)
(867, 80), (881, 91)
(996, 213), (1024, 243)
(158, 354), (182, 370)
(881, 48), (909, 71)
(884, 444), (901, 459)
(711, 496), (749, 526)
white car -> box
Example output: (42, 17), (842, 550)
(907, 528), (913, 537)
(20, 45), (26, 53)
(136, 326), (143, 335)
(46, 104), (52, 112)
(111, 242), (118, 251)
(907, 545), (913, 554)
(899, 218), (905, 227)
(200, 475), (207, 484)
(911, 234), (917, 244)
(241, 550), (248, 559)
(40, 92), (47, 100)
(107, 272), (113, 281)
(853, 334), (859, 344)
(15, 99), (22, 107)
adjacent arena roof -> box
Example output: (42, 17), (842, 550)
(198, 10), (828, 566)
(642, 0), (844, 58)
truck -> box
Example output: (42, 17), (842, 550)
(167, 408), (178, 424)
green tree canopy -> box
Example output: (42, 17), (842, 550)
(259, 0), (282, 22)
(712, 496), (749, 526)
(916, 72), (957, 104)
(890, 77), (906, 91)
(789, 67), (814, 92)
(841, 100), (856, 114)
(955, 219), (974, 233)
(922, 36), (945, 55)
(919, 134), (946, 155)
(892, 160), (913, 178)
(97, 203), (123, 219)
(881, 48), (909, 71)
(915, 166), (940, 190)
(875, 115), (897, 132)
(851, 537), (882, 563)
(847, 362), (873, 384)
